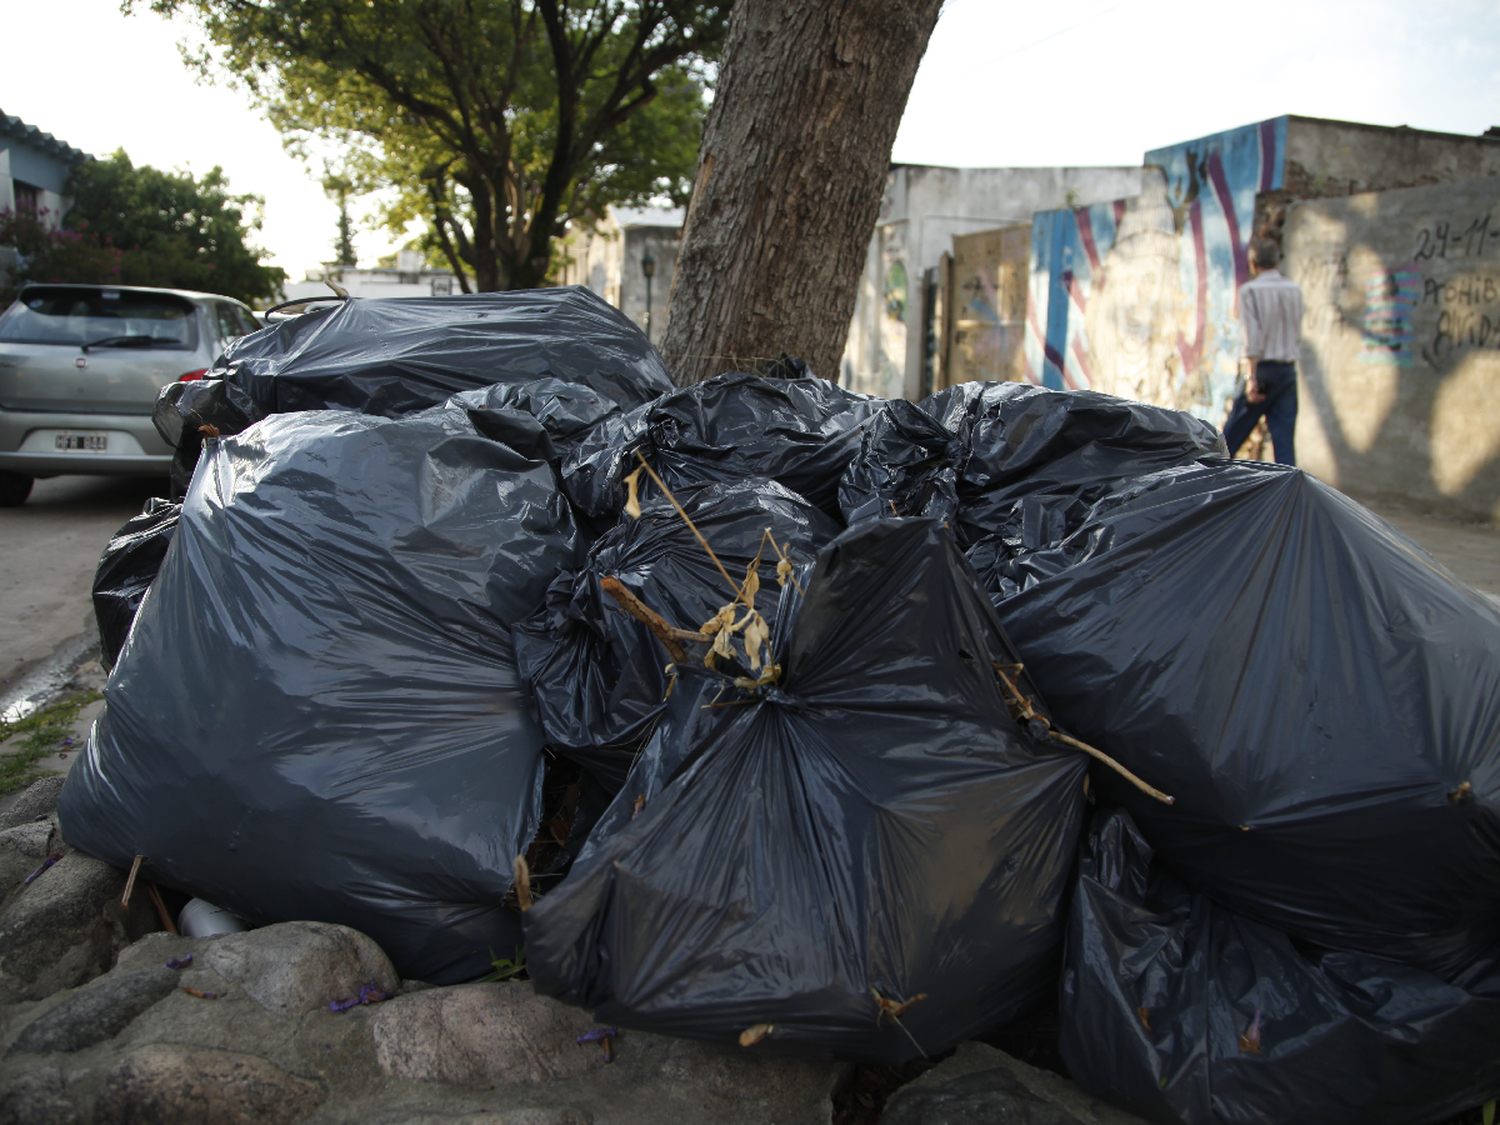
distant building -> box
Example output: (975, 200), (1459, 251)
(281, 249), (459, 302)
(841, 164), (1144, 400)
(555, 206), (684, 348)
(1023, 114), (1500, 522)
(0, 109), (92, 286)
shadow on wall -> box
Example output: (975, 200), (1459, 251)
(1287, 181), (1500, 523)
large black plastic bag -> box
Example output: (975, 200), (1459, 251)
(447, 376), (622, 458)
(92, 497), (181, 671)
(60, 401), (580, 983)
(1061, 808), (1500, 1125)
(524, 517), (1088, 1062)
(563, 369), (882, 521)
(213, 287), (673, 417)
(920, 381), (1225, 549)
(513, 479), (841, 792)
(152, 377), (267, 496)
(838, 399), (961, 525)
(988, 457), (1500, 978)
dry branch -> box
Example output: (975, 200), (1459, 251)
(600, 576), (713, 663)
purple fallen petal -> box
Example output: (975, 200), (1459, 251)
(23, 854), (63, 885)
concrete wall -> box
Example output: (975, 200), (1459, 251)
(841, 164), (1142, 399)
(556, 206), (683, 348)
(1026, 116), (1500, 440)
(1284, 116), (1500, 200)
(1285, 176), (1500, 522)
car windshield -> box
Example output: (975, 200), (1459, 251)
(0, 289), (198, 349)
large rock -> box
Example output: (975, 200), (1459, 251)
(0, 819), (58, 893)
(0, 776), (67, 832)
(881, 1043), (1149, 1125)
(0, 938), (846, 1125)
(359, 1114), (593, 1125)
(0, 1064), (81, 1125)
(657, 1037), (843, 1104)
(0, 851), (155, 1002)
(6, 966), (179, 1056)
(371, 982), (606, 1085)
(202, 921), (399, 1016)
(96, 1043), (326, 1125)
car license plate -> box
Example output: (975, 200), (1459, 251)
(54, 431), (109, 452)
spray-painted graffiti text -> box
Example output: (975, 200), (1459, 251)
(1422, 275), (1500, 306)
(1429, 310), (1500, 360)
(1413, 213), (1500, 261)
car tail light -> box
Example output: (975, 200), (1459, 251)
(178, 369), (208, 381)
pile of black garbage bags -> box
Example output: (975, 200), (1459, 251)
(69, 289), (1500, 1125)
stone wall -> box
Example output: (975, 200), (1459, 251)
(1285, 176), (1500, 521)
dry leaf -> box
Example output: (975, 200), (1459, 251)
(701, 605), (736, 635)
(740, 565), (760, 610)
(739, 1024), (774, 1047)
(742, 613), (769, 672)
(622, 468), (643, 519)
(776, 557), (793, 587)
(1238, 1010), (1263, 1055)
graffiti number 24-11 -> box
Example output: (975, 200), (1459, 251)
(1414, 213), (1499, 261)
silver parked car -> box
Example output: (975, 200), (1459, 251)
(0, 283), (261, 505)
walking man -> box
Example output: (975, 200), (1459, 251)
(1224, 237), (1304, 465)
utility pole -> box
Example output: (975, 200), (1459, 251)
(641, 249), (656, 342)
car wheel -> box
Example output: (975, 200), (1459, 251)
(0, 470), (34, 507)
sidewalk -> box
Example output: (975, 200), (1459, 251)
(1358, 497), (1500, 607)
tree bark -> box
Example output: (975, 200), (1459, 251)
(661, 0), (944, 386)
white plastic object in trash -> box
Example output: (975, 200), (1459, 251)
(177, 897), (249, 937)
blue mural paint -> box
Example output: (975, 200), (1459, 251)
(1026, 117), (1290, 422)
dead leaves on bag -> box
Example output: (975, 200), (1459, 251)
(618, 452), (801, 691)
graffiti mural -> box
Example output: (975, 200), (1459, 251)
(1025, 117), (1288, 423)
(1359, 266), (1421, 366)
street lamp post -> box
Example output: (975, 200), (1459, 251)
(641, 249), (656, 341)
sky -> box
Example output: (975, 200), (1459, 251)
(3, 0), (1499, 277)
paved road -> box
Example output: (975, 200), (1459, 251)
(0, 474), (167, 697)
(1360, 497), (1500, 603)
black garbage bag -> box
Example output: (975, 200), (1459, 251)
(59, 400), (580, 983)
(513, 479), (841, 792)
(524, 517), (1088, 1063)
(92, 497), (181, 672)
(1061, 808), (1500, 1125)
(919, 381), (1225, 549)
(838, 398), (961, 525)
(562, 368), (883, 522)
(214, 287), (673, 418)
(987, 456), (1500, 978)
(447, 377), (622, 458)
(152, 377), (267, 497)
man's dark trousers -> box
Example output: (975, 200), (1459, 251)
(1223, 360), (1297, 466)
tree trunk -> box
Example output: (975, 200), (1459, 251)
(661, 0), (944, 387)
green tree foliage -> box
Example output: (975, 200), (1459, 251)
(0, 207), (123, 306)
(63, 151), (286, 304)
(143, 0), (728, 291)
